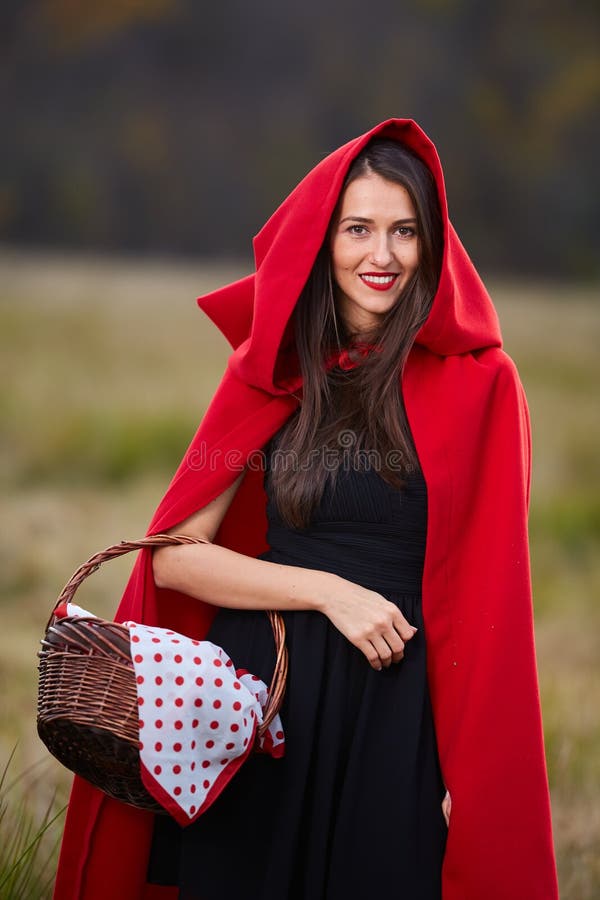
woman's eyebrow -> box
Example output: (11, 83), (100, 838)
(338, 215), (418, 225)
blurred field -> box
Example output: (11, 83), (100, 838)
(1, 248), (598, 897)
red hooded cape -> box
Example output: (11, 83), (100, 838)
(53, 119), (559, 899)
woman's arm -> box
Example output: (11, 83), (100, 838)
(152, 468), (418, 671)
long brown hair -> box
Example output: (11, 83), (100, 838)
(270, 138), (443, 528)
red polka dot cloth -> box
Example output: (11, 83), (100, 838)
(56, 602), (285, 826)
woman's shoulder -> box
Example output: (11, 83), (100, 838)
(471, 346), (521, 378)
(412, 344), (525, 398)
(470, 347), (528, 406)
(439, 346), (525, 396)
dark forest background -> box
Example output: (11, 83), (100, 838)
(1, 0), (599, 277)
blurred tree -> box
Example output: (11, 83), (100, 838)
(32, 0), (180, 52)
(1, 0), (598, 276)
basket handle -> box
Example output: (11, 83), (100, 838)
(48, 533), (288, 735)
(49, 533), (210, 628)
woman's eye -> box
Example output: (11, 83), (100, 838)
(347, 224), (368, 235)
(396, 226), (416, 237)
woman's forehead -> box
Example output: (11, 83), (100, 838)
(336, 174), (416, 221)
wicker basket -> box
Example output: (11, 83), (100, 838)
(37, 534), (288, 813)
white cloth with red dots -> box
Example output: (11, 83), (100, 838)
(56, 602), (285, 826)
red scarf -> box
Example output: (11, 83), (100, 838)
(324, 340), (383, 371)
(53, 119), (558, 900)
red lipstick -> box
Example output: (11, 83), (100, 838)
(359, 273), (399, 292)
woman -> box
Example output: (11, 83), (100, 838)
(53, 119), (559, 900)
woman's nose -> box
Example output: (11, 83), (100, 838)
(368, 233), (394, 267)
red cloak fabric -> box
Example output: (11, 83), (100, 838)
(52, 118), (559, 899)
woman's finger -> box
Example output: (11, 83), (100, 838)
(392, 609), (418, 643)
(368, 635), (403, 669)
(361, 641), (385, 671)
(385, 629), (406, 664)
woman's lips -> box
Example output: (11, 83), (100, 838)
(359, 273), (399, 292)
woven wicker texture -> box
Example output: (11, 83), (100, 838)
(37, 534), (288, 812)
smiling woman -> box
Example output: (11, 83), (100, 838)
(266, 138), (444, 531)
(328, 137), (441, 339)
(330, 174), (420, 333)
(53, 119), (559, 900)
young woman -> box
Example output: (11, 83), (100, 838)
(53, 119), (559, 900)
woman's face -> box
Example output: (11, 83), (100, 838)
(329, 172), (420, 336)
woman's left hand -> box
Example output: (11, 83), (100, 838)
(442, 789), (451, 827)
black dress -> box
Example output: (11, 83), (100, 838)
(147, 433), (448, 899)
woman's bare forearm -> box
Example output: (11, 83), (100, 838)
(153, 542), (338, 613)
(153, 541), (419, 672)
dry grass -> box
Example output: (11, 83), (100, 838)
(1, 249), (599, 896)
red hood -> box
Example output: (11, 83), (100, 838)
(53, 118), (558, 900)
(197, 118), (502, 394)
